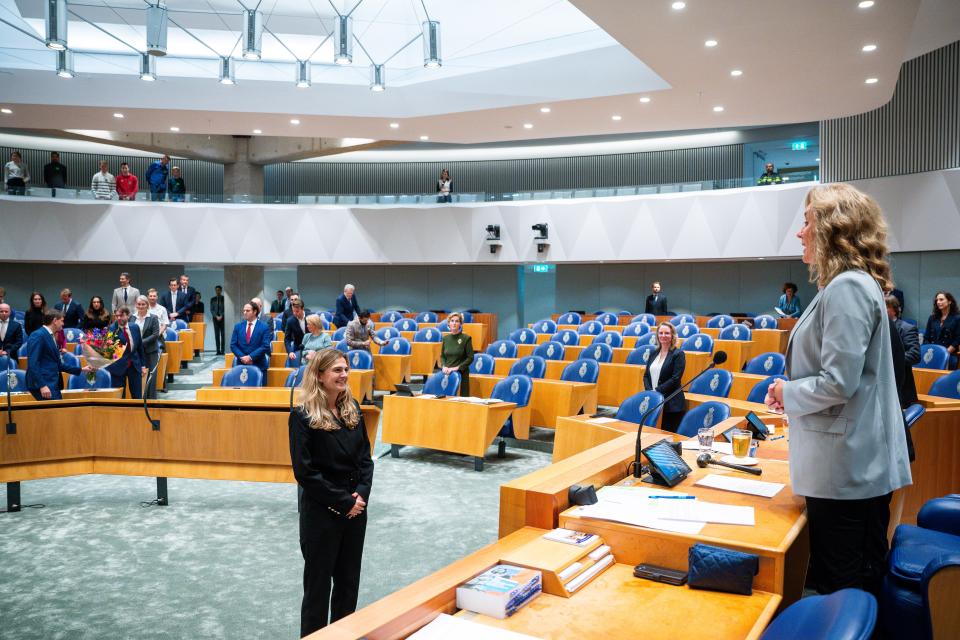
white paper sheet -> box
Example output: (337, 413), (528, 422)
(650, 499), (755, 526)
(409, 614), (543, 639)
(586, 417), (618, 424)
(695, 473), (785, 498)
(681, 440), (734, 455)
(575, 488), (707, 535)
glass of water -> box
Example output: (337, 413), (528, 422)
(697, 427), (714, 453)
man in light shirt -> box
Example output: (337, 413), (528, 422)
(91, 160), (116, 200)
(146, 288), (170, 334)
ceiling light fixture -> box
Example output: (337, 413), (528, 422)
(139, 53), (157, 81)
(858, 1), (874, 8)
(730, 69), (743, 76)
(389, 122), (400, 129)
(704, 39), (718, 47)
(113, 112), (124, 118)
(145, 2), (169, 56)
(523, 123), (533, 129)
(611, 115), (622, 121)
(671, 2), (686, 10)
(218, 56), (235, 84)
(639, 96), (651, 103)
(0, 108), (11, 114)
(252, 129), (262, 134)
(242, 9), (263, 60)
(334, 15), (354, 65)
(420, 135), (429, 141)
(56, 49), (75, 78)
(540, 106), (551, 113)
(170, 126), (179, 131)
(423, 21), (442, 68)
(296, 60), (311, 88)
(45, 0), (67, 51)
(370, 64), (385, 92)
(713, 105), (724, 112)
(865, 77), (878, 84)
(862, 44), (877, 52)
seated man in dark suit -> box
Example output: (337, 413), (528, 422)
(333, 284), (361, 328)
(0, 303), (24, 362)
(644, 281), (669, 315)
(25, 310), (90, 400)
(284, 300), (308, 363)
(109, 306), (148, 399)
(230, 301), (272, 375)
(55, 288), (84, 329)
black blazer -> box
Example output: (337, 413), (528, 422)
(643, 348), (686, 414)
(285, 314), (307, 353)
(924, 312), (960, 351)
(55, 300), (84, 328)
(289, 405), (373, 516)
(645, 294), (668, 315)
(0, 319), (24, 360)
(24, 308), (45, 335)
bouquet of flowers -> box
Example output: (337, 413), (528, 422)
(80, 328), (126, 383)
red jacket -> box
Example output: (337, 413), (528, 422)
(116, 173), (139, 200)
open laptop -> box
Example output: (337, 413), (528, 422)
(394, 383), (424, 397)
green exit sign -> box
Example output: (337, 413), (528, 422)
(530, 264), (555, 273)
(791, 141), (808, 151)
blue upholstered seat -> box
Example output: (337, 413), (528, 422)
(560, 359), (599, 384)
(413, 327), (441, 343)
(382, 337), (411, 355)
(436, 320), (450, 332)
(577, 321), (603, 336)
(346, 349), (374, 370)
(903, 403), (925, 428)
(706, 314), (734, 329)
(580, 343), (613, 363)
(632, 313), (656, 326)
(63, 327), (85, 342)
(222, 365), (263, 387)
(332, 327), (347, 341)
(747, 374), (788, 403)
(509, 356), (546, 379)
(380, 311), (403, 323)
(533, 341), (565, 360)
(285, 366), (306, 387)
(423, 370), (461, 396)
(920, 344), (951, 370)
(676, 401), (731, 437)
(551, 330), (579, 346)
(760, 589), (877, 640)
(533, 318), (558, 334)
(676, 322), (698, 339)
(172, 319), (189, 331)
(743, 352), (786, 376)
(669, 314), (695, 326)
(689, 369), (733, 398)
(680, 333), (713, 353)
(719, 324), (751, 341)
(487, 340), (518, 358)
(557, 312), (581, 325)
(68, 369), (112, 389)
(623, 322), (651, 338)
(416, 311), (438, 323)
(592, 331), (623, 348)
(595, 312), (618, 326)
(0, 369), (27, 393)
(626, 345), (658, 366)
(164, 328), (178, 342)
(375, 327), (398, 342)
(470, 353), (496, 375)
(491, 375), (533, 438)
(616, 390), (665, 427)
(928, 371), (960, 399)
(754, 314), (777, 330)
(334, 339), (350, 353)
(509, 328), (538, 345)
(393, 318), (418, 332)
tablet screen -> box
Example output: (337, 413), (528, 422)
(642, 440), (692, 487)
(743, 411), (768, 440)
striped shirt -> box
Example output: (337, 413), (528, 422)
(91, 171), (116, 199)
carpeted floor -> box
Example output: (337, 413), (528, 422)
(0, 445), (551, 639)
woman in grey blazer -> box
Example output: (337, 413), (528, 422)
(766, 183), (912, 596)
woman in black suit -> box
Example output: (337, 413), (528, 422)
(24, 291), (47, 335)
(642, 322), (686, 431)
(924, 291), (960, 369)
(289, 348), (374, 637)
(82, 296), (111, 332)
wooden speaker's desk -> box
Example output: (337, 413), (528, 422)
(469, 375), (598, 429)
(380, 395), (529, 470)
(558, 443), (808, 603)
(553, 414), (647, 461)
(7, 389), (124, 403)
(188, 322), (205, 354)
(211, 367), (374, 402)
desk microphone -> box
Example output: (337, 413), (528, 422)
(696, 453), (762, 476)
(5, 361), (16, 435)
(631, 350), (728, 478)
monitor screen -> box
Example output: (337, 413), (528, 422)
(642, 440), (692, 487)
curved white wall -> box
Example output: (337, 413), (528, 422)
(1, 169), (958, 265)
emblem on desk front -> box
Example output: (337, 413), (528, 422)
(704, 407), (715, 427)
(239, 368), (249, 384)
(640, 396), (649, 413)
(578, 362), (588, 378)
(763, 356), (773, 371)
(709, 374), (719, 391)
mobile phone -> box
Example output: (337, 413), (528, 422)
(633, 563), (688, 586)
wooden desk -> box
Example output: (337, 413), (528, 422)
(917, 393), (960, 409)
(685, 393), (784, 418)
(373, 354), (412, 391)
(777, 318), (798, 331)
(164, 340), (183, 379)
(188, 322), (205, 355)
(713, 339), (754, 372)
(913, 367), (948, 395)
(559, 439), (808, 603)
(373, 340), (440, 377)
(553, 414), (646, 461)
(381, 394), (529, 470)
(752, 329), (790, 355)
(177, 330), (195, 365)
(493, 357), (644, 408)
(211, 368), (374, 402)
(470, 375), (598, 429)
(8, 389), (124, 403)
(730, 371), (769, 402)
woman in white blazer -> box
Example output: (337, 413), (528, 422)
(766, 183), (911, 596)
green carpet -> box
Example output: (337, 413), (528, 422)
(0, 445), (551, 639)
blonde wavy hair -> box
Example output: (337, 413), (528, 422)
(804, 183), (893, 291)
(298, 348), (359, 431)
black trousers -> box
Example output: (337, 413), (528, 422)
(111, 363), (143, 399)
(213, 319), (225, 354)
(805, 493), (892, 596)
(144, 350), (160, 399)
(299, 500), (367, 637)
(660, 411), (684, 432)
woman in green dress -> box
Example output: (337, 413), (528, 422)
(440, 312), (474, 396)
(302, 314), (332, 361)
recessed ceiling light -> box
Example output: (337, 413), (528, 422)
(539, 106), (551, 113)
(169, 126), (179, 132)
(639, 96), (651, 103)
(865, 77), (878, 84)
(815, 157), (821, 162)
(419, 135), (429, 141)
(0, 108), (11, 114)
(730, 69), (743, 77)
(704, 39), (718, 47)
(290, 118), (300, 125)
(113, 113), (124, 118)
(862, 44), (877, 52)
(523, 123), (533, 129)
(252, 129), (262, 134)
(671, 1), (686, 9)
(858, 1), (874, 8)
(713, 105), (724, 112)
(389, 122), (399, 129)
(611, 115), (622, 121)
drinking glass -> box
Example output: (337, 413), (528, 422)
(697, 427), (714, 453)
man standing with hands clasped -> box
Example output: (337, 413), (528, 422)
(112, 272), (140, 316)
(210, 285), (226, 355)
(645, 281), (668, 315)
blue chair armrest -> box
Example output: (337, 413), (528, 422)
(918, 495), (960, 537)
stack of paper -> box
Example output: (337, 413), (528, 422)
(573, 486), (706, 535)
(409, 614), (542, 639)
(695, 474), (785, 498)
(649, 499), (755, 525)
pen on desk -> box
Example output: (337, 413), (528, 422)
(648, 495), (696, 500)
(769, 435), (785, 441)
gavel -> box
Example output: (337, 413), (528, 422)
(696, 453), (763, 476)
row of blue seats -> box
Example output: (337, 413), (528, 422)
(270, 310), (476, 332)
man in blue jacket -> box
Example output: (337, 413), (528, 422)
(25, 310), (91, 400)
(0, 303), (24, 362)
(333, 284), (361, 328)
(109, 306), (148, 399)
(230, 301), (272, 375)
(144, 154), (170, 201)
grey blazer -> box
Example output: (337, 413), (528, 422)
(135, 314), (161, 355)
(782, 270), (912, 500)
(111, 286), (140, 313)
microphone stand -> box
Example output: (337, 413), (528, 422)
(5, 361), (15, 435)
(631, 351), (728, 478)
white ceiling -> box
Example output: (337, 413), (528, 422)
(0, 0), (955, 143)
